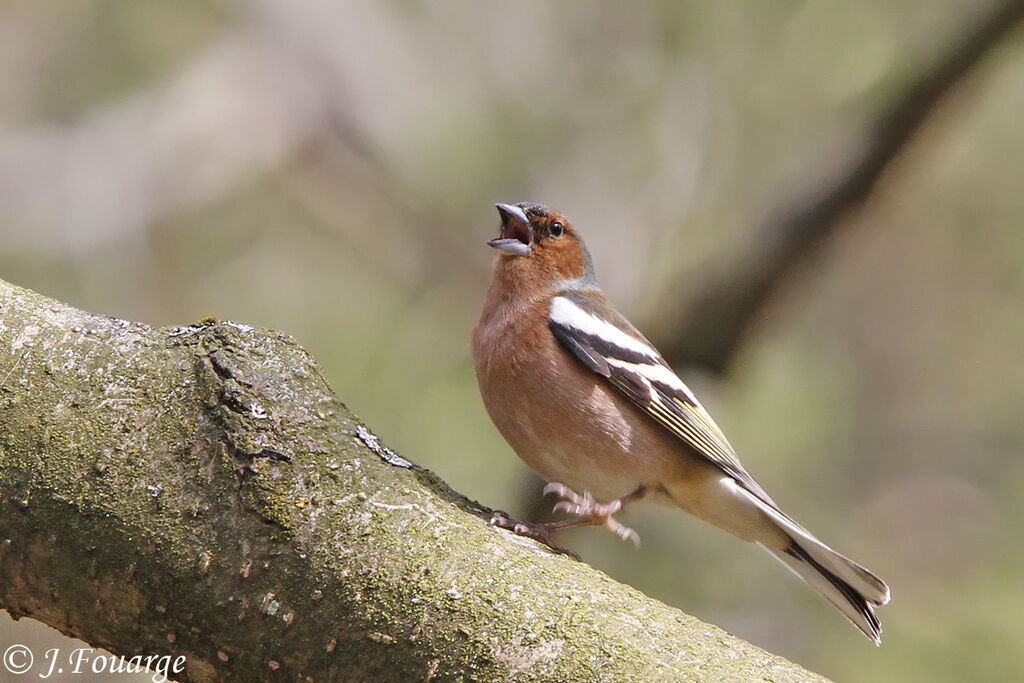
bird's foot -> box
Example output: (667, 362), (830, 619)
(489, 510), (582, 560)
(543, 483), (645, 546)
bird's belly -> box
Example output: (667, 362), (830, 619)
(480, 353), (692, 501)
(510, 397), (642, 499)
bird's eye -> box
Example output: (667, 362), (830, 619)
(549, 222), (564, 238)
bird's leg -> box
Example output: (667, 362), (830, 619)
(489, 484), (647, 560)
(488, 510), (583, 560)
(544, 483), (647, 546)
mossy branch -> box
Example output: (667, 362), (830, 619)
(0, 278), (825, 682)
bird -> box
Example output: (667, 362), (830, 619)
(471, 201), (890, 643)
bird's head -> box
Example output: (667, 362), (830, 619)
(488, 202), (596, 291)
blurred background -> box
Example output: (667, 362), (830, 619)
(2, 0), (1023, 680)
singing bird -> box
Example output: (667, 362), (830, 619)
(471, 202), (890, 643)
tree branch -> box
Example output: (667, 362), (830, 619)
(654, 0), (1024, 374)
(0, 278), (824, 682)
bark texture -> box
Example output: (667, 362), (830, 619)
(0, 278), (825, 682)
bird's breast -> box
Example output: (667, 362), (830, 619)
(472, 298), (689, 500)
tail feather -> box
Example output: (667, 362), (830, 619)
(764, 542), (884, 644)
(735, 486), (890, 643)
(775, 520), (889, 608)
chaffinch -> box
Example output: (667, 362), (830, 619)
(471, 202), (890, 643)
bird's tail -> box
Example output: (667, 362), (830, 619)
(762, 539), (889, 644)
(738, 488), (891, 644)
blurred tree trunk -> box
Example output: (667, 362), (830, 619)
(0, 278), (826, 682)
(653, 0), (1024, 374)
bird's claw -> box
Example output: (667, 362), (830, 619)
(489, 511), (582, 560)
(606, 518), (641, 546)
(489, 509), (513, 526)
(488, 484), (643, 555)
(543, 482), (641, 546)
(542, 482), (577, 500)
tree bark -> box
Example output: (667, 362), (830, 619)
(0, 278), (825, 682)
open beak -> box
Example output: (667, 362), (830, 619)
(489, 203), (531, 256)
